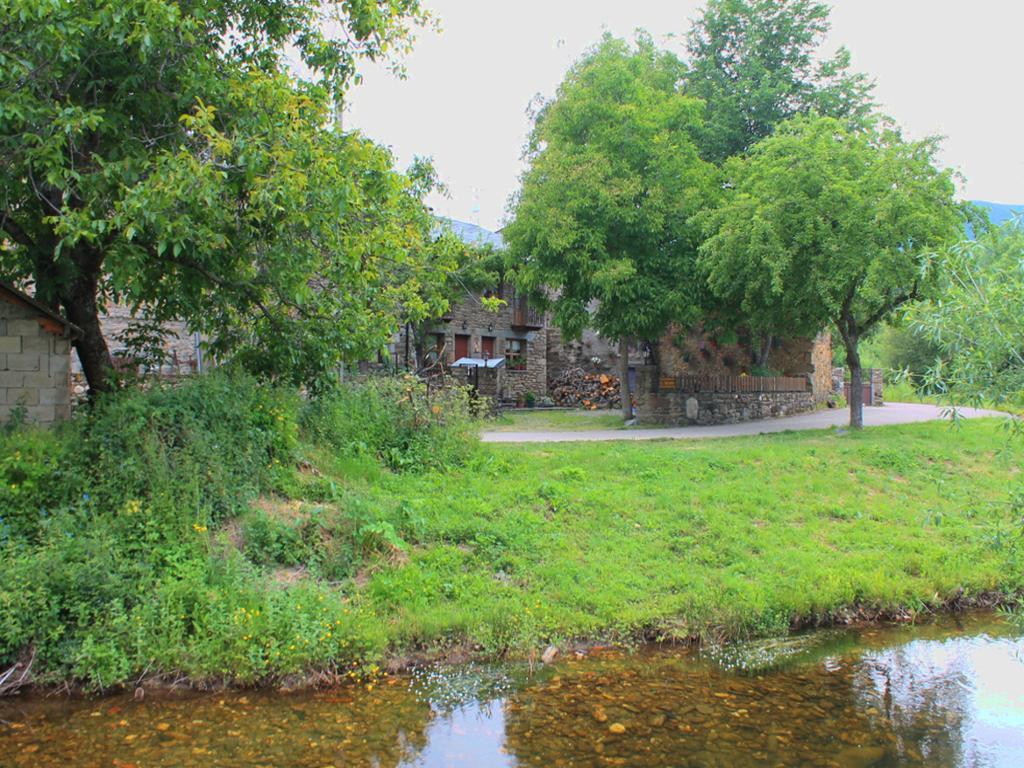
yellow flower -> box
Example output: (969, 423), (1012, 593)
(192, 523), (208, 533)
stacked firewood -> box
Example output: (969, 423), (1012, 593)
(549, 367), (621, 409)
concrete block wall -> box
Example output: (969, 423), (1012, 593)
(0, 302), (72, 424)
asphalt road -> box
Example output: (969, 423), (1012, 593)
(480, 403), (1008, 443)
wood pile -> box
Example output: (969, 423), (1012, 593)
(550, 367), (621, 409)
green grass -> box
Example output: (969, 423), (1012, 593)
(487, 408), (629, 432)
(4, 373), (1021, 689)
(333, 419), (1023, 651)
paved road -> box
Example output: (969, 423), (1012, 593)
(481, 403), (1008, 443)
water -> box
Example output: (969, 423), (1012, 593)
(2, 614), (1023, 767)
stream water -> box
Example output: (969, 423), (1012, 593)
(2, 613), (1023, 767)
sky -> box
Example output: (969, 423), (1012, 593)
(344, 0), (1024, 231)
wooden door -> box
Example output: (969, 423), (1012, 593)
(481, 336), (496, 359)
(455, 334), (470, 360)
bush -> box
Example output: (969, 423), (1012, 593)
(302, 375), (478, 472)
(0, 371), (304, 686)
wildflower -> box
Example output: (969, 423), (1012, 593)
(193, 523), (208, 533)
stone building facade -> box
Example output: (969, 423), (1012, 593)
(72, 302), (202, 378)
(395, 282), (548, 402)
(0, 283), (79, 424)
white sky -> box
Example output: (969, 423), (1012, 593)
(344, 0), (1024, 231)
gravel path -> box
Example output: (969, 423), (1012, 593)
(481, 403), (1008, 443)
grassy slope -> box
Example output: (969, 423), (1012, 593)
(335, 420), (1022, 652)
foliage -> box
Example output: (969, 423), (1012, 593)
(684, 0), (874, 164)
(0, 371), (478, 688)
(911, 222), (1024, 409)
(1, 381), (1020, 687)
(699, 115), (963, 427)
(0, 0), (448, 393)
(505, 34), (718, 346)
(302, 375), (479, 471)
(874, 323), (945, 390)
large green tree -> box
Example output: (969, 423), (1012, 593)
(0, 0), (449, 394)
(685, 0), (874, 164)
(700, 116), (963, 428)
(504, 34), (718, 418)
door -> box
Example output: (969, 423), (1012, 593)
(481, 336), (495, 359)
(455, 334), (470, 360)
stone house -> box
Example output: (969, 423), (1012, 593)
(393, 221), (549, 402)
(0, 282), (80, 424)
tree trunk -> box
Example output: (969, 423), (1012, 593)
(754, 334), (773, 369)
(619, 336), (633, 420)
(845, 336), (864, 430)
(62, 271), (114, 398)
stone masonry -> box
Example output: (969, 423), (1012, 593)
(634, 367), (817, 426)
(397, 283), (548, 402)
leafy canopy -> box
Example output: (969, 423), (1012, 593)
(700, 115), (963, 424)
(505, 34), (718, 344)
(685, 0), (874, 163)
(0, 0), (448, 391)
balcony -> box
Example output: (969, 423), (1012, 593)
(511, 296), (544, 329)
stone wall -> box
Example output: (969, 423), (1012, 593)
(635, 367), (817, 426)
(870, 368), (884, 406)
(73, 302), (202, 376)
(545, 325), (645, 386)
(0, 300), (72, 424)
(652, 326), (832, 402)
(810, 332), (833, 402)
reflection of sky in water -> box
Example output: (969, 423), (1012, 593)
(402, 701), (514, 768)
(858, 635), (1024, 767)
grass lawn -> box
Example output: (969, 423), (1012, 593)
(486, 408), (629, 432)
(312, 418), (1024, 654)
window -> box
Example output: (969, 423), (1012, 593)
(505, 338), (527, 371)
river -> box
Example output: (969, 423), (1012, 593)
(1, 613), (1022, 767)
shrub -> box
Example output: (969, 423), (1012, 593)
(302, 375), (478, 472)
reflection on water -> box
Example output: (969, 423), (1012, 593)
(1, 614), (1022, 767)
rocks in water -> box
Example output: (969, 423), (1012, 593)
(836, 745), (887, 768)
(608, 722), (626, 734)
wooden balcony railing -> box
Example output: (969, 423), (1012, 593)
(511, 296), (544, 329)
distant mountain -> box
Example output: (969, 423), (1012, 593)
(972, 200), (1023, 227)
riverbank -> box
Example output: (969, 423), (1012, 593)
(1, 374), (1022, 694)
(3, 613), (1023, 767)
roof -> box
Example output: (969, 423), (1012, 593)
(440, 219), (506, 250)
(451, 356), (505, 368)
(0, 282), (82, 339)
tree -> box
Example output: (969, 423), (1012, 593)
(0, 0), (444, 395)
(686, 0), (874, 164)
(504, 35), (718, 419)
(700, 115), (963, 428)
(911, 221), (1024, 408)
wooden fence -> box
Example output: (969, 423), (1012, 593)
(660, 374), (809, 393)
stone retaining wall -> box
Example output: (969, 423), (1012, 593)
(635, 367), (817, 426)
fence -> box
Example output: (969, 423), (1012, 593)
(659, 374), (809, 394)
